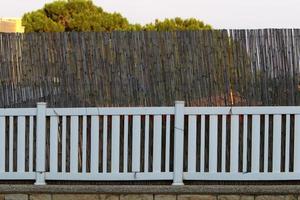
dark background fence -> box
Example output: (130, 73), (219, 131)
(0, 29), (300, 108)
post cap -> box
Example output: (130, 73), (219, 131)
(175, 101), (185, 105)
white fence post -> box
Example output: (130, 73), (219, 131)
(35, 102), (47, 185)
(172, 101), (185, 185)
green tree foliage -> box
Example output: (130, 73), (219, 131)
(143, 18), (211, 31)
(22, 0), (212, 32)
(22, 0), (132, 32)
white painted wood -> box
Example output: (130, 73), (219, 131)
(200, 115), (205, 172)
(111, 116), (120, 173)
(243, 115), (248, 173)
(144, 115), (149, 172)
(165, 115), (171, 172)
(70, 116), (79, 173)
(132, 116), (141, 172)
(294, 115), (300, 172)
(188, 115), (197, 172)
(230, 115), (239, 172)
(90, 116), (99, 173)
(273, 115), (282, 172)
(50, 116), (58, 173)
(221, 115), (227, 172)
(82, 116), (87, 173)
(285, 115), (290, 172)
(61, 116), (67, 173)
(9, 116), (13, 172)
(46, 107), (175, 116)
(252, 115), (260, 173)
(209, 115), (218, 173)
(185, 107), (300, 115)
(29, 116), (33, 172)
(173, 101), (185, 185)
(103, 116), (108, 173)
(264, 115), (269, 172)
(153, 115), (162, 173)
(17, 116), (25, 172)
(123, 115), (128, 173)
(0, 117), (5, 172)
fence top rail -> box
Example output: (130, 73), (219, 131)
(185, 106), (300, 115)
(0, 108), (36, 116)
(46, 107), (175, 116)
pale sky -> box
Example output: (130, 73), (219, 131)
(1, 0), (299, 29)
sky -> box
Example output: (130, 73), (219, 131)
(1, 0), (300, 29)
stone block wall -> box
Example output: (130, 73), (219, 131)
(0, 194), (299, 200)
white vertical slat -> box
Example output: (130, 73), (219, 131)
(29, 116), (33, 172)
(61, 116), (67, 173)
(230, 115), (239, 172)
(9, 116), (13, 172)
(0, 117), (5, 172)
(165, 115), (171, 172)
(90, 116), (99, 173)
(132, 115), (141, 172)
(82, 116), (87, 173)
(111, 116), (120, 173)
(285, 115), (290, 172)
(221, 115), (226, 172)
(243, 115), (248, 173)
(264, 115), (269, 172)
(188, 115), (197, 172)
(70, 116), (79, 173)
(200, 115), (205, 172)
(294, 115), (300, 171)
(123, 115), (128, 172)
(50, 116), (58, 173)
(209, 115), (218, 173)
(17, 116), (26, 172)
(144, 115), (149, 172)
(153, 115), (162, 172)
(103, 116), (108, 173)
(273, 114), (282, 172)
(252, 115), (260, 173)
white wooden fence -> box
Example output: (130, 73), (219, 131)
(1, 102), (300, 185)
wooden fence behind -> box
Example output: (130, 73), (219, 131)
(0, 29), (300, 107)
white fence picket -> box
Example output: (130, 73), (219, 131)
(132, 116), (141, 172)
(29, 117), (34, 172)
(0, 117), (5, 172)
(200, 115), (205, 172)
(82, 116), (87, 173)
(285, 115), (290, 172)
(295, 115), (300, 172)
(103, 116), (108, 173)
(252, 115), (260, 173)
(209, 115), (218, 173)
(144, 115), (149, 172)
(230, 115), (239, 172)
(165, 115), (171, 172)
(243, 115), (248, 173)
(9, 116), (13, 172)
(70, 116), (79, 173)
(264, 115), (269, 172)
(90, 116), (99, 173)
(111, 116), (120, 173)
(273, 115), (282, 172)
(221, 115), (226, 172)
(188, 115), (197, 172)
(61, 116), (67, 173)
(123, 115), (128, 173)
(153, 115), (162, 172)
(50, 116), (58, 173)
